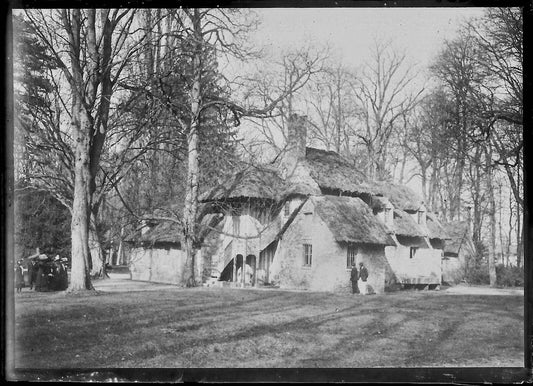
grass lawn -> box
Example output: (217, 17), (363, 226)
(12, 286), (523, 368)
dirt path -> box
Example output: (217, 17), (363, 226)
(95, 276), (524, 296)
(93, 275), (180, 292)
(441, 284), (523, 296)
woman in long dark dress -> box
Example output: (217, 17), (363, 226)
(15, 261), (24, 293)
(34, 262), (45, 291)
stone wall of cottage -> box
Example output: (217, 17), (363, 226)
(441, 256), (464, 284)
(213, 199), (300, 277)
(384, 243), (441, 285)
(273, 199), (388, 294)
(129, 246), (203, 285)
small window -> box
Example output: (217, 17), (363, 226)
(410, 247), (417, 259)
(284, 202), (290, 216)
(347, 245), (357, 268)
(303, 244), (312, 267)
(384, 207), (392, 224)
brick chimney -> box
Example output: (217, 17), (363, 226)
(287, 114), (307, 161)
(281, 114), (321, 194)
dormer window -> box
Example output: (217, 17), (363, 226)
(284, 201), (290, 217)
(384, 201), (394, 226)
(417, 203), (427, 226)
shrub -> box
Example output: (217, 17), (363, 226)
(464, 263), (490, 285)
(496, 264), (524, 287)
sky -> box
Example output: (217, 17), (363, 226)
(238, 7), (489, 195)
(251, 7), (486, 68)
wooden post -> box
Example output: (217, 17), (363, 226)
(243, 204), (248, 287)
(266, 248), (271, 284)
(232, 256), (237, 283)
(253, 255), (257, 286)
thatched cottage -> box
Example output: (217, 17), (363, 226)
(201, 114), (448, 293)
(125, 215), (222, 285)
(441, 220), (475, 284)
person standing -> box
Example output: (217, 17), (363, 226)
(28, 260), (37, 290)
(58, 258), (69, 290)
(15, 260), (24, 293)
(358, 262), (369, 295)
(350, 263), (359, 294)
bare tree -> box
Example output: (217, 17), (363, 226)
(305, 61), (359, 155)
(120, 9), (322, 286)
(23, 9), (143, 291)
(351, 39), (424, 180)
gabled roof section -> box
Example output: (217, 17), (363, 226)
(303, 148), (422, 211)
(304, 147), (379, 196)
(393, 209), (427, 238)
(200, 146), (425, 214)
(426, 212), (449, 240)
(372, 183), (423, 212)
(443, 220), (474, 255)
(313, 196), (395, 246)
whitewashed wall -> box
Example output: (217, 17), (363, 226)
(274, 199), (388, 294)
(129, 246), (202, 285)
(385, 244), (441, 285)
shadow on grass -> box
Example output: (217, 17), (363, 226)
(14, 289), (524, 368)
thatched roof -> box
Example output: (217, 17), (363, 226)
(426, 212), (449, 240)
(304, 148), (423, 211)
(370, 195), (390, 210)
(443, 221), (473, 255)
(314, 196), (395, 246)
(304, 147), (380, 196)
(125, 212), (221, 247)
(124, 221), (182, 247)
(372, 182), (423, 212)
(200, 165), (286, 202)
(393, 209), (426, 238)
(140, 221), (182, 245)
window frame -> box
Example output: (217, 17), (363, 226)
(410, 247), (417, 259)
(347, 245), (357, 269)
(303, 243), (313, 267)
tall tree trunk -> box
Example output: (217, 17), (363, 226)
(420, 164), (427, 204)
(486, 147), (497, 287)
(89, 211), (105, 278)
(516, 199), (522, 267)
(182, 9), (202, 286)
(117, 225), (125, 265)
(69, 110), (93, 291)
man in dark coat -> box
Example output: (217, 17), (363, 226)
(57, 257), (69, 290)
(350, 264), (359, 294)
(359, 262), (369, 295)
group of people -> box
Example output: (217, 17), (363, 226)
(15, 255), (69, 293)
(350, 262), (369, 295)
